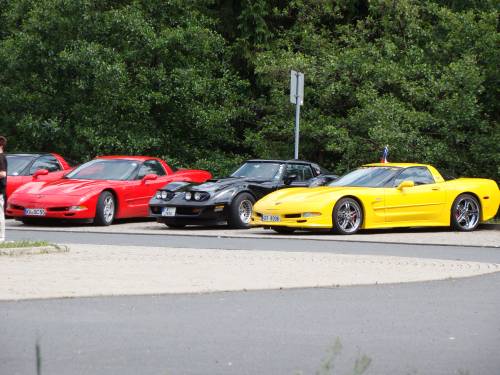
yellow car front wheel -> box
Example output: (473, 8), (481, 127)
(332, 197), (363, 235)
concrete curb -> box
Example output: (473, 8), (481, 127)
(0, 244), (69, 256)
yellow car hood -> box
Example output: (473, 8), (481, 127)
(256, 186), (370, 210)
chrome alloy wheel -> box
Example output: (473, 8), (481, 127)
(238, 199), (253, 224)
(103, 196), (115, 224)
(454, 196), (479, 230)
(336, 200), (362, 233)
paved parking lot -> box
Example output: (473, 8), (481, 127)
(6, 218), (500, 247)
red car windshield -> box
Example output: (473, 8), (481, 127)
(65, 159), (141, 180)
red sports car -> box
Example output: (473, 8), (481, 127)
(7, 156), (212, 225)
(6, 153), (74, 199)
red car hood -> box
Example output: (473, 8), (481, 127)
(15, 179), (114, 197)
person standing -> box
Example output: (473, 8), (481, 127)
(0, 136), (7, 242)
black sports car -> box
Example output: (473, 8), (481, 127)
(149, 159), (336, 228)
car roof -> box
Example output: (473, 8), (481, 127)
(95, 155), (159, 162)
(363, 162), (430, 168)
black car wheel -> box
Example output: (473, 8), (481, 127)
(272, 227), (295, 234)
(228, 193), (255, 229)
(94, 191), (115, 226)
(451, 193), (480, 231)
(332, 197), (363, 235)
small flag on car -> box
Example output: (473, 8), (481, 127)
(380, 145), (389, 163)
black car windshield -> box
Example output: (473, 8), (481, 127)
(65, 159), (140, 180)
(231, 162), (282, 180)
(328, 167), (401, 187)
(6, 155), (36, 176)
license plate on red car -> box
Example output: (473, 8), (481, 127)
(24, 208), (46, 216)
(162, 207), (176, 217)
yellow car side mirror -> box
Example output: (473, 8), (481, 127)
(397, 180), (415, 190)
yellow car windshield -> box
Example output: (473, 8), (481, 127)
(329, 167), (401, 187)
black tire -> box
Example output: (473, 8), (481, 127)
(228, 192), (255, 229)
(94, 191), (115, 226)
(332, 197), (363, 235)
(164, 222), (186, 229)
(272, 227), (295, 234)
(450, 193), (481, 231)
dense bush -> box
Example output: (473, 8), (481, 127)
(0, 0), (498, 179)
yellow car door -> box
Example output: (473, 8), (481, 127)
(384, 166), (446, 224)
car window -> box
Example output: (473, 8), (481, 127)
(285, 164), (314, 182)
(29, 155), (61, 174)
(329, 167), (401, 187)
(136, 160), (166, 179)
(66, 159), (140, 180)
(6, 155), (36, 176)
(393, 167), (435, 186)
(231, 162), (282, 180)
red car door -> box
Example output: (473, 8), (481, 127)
(121, 160), (173, 218)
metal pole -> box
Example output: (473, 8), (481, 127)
(294, 72), (300, 160)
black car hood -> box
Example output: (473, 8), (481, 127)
(164, 177), (268, 193)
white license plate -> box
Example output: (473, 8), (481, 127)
(162, 207), (176, 217)
(24, 208), (46, 216)
(262, 214), (280, 222)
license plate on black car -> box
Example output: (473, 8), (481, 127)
(262, 215), (280, 222)
(162, 207), (176, 217)
(24, 208), (46, 216)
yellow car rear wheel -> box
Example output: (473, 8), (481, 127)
(451, 193), (481, 231)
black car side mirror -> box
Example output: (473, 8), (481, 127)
(284, 174), (297, 185)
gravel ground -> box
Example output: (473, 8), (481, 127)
(1, 244), (498, 300)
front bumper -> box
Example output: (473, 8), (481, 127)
(149, 202), (229, 226)
(7, 204), (94, 220)
(251, 210), (332, 229)
(6, 196), (95, 220)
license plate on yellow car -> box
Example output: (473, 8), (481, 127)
(262, 215), (280, 222)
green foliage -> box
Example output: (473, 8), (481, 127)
(0, 0), (498, 179)
(0, 0), (248, 176)
(246, 0), (499, 179)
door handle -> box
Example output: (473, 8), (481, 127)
(431, 187), (440, 191)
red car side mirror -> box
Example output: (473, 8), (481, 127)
(32, 169), (49, 179)
(142, 174), (158, 183)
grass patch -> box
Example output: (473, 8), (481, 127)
(0, 240), (51, 249)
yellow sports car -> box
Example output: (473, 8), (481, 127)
(251, 163), (499, 234)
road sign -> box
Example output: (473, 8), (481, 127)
(290, 70), (304, 106)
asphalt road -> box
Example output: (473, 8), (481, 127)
(1, 273), (499, 375)
(2, 227), (500, 375)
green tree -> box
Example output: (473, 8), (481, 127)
(0, 0), (249, 175)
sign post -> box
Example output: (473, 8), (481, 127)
(290, 70), (304, 159)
